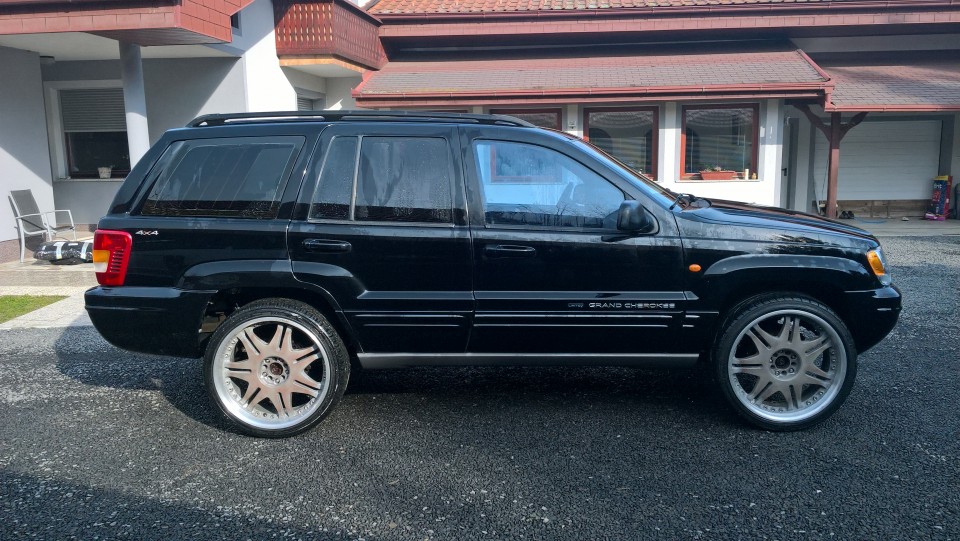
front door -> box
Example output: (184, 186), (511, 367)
(461, 127), (686, 355)
(288, 124), (472, 354)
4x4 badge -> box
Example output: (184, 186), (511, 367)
(135, 230), (159, 236)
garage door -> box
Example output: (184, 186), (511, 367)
(812, 120), (942, 200)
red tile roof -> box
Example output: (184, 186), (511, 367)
(354, 47), (830, 107)
(368, 0), (843, 15)
(821, 55), (960, 112)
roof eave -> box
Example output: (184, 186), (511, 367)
(370, 0), (960, 21)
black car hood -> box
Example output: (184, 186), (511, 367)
(677, 199), (878, 245)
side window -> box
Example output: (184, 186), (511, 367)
(309, 136), (358, 221)
(355, 137), (453, 223)
(473, 140), (624, 229)
(141, 136), (303, 218)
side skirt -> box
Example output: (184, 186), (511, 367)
(357, 353), (700, 369)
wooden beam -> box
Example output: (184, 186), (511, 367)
(793, 105), (869, 219)
(827, 112), (842, 220)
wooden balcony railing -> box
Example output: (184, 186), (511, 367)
(274, 0), (385, 71)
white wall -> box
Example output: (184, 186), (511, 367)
(238, 0), (297, 111)
(42, 57), (247, 145)
(0, 46), (54, 245)
(325, 77), (363, 110)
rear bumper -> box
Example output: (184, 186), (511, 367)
(85, 286), (214, 358)
(844, 284), (902, 353)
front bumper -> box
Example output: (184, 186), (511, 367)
(844, 284), (902, 353)
(85, 286), (215, 358)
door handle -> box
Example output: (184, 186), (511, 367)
(485, 244), (536, 258)
(302, 239), (352, 253)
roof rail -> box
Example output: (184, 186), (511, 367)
(187, 110), (535, 128)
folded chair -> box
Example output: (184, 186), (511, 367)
(9, 189), (76, 263)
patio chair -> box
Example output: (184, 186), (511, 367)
(9, 189), (76, 263)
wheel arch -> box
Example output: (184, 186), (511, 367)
(698, 255), (877, 351)
(199, 286), (359, 356)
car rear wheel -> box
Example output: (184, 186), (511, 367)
(714, 295), (857, 431)
(203, 298), (349, 438)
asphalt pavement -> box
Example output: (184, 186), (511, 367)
(1, 235), (958, 540)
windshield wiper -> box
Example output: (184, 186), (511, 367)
(669, 193), (711, 211)
(669, 193), (694, 210)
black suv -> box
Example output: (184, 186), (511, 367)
(85, 111), (901, 437)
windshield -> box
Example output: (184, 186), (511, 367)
(554, 131), (677, 202)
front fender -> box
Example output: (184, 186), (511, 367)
(695, 254), (877, 308)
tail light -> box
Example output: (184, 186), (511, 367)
(93, 230), (132, 286)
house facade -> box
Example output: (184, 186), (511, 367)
(2, 0), (960, 262)
(0, 0), (375, 261)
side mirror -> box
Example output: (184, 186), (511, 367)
(616, 200), (655, 233)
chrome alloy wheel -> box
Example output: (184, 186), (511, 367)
(212, 316), (332, 431)
(727, 309), (847, 424)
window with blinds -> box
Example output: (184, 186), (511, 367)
(296, 93), (325, 112)
(59, 88), (130, 179)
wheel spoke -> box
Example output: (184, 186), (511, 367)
(292, 380), (320, 397)
(801, 336), (831, 363)
(267, 324), (284, 353)
(752, 382), (779, 404)
(240, 380), (261, 405)
(239, 328), (265, 360)
(745, 326), (775, 355)
(796, 373), (831, 389)
(731, 363), (765, 376)
(783, 384), (799, 410)
(224, 359), (252, 371)
(778, 316), (798, 344)
(263, 391), (285, 417)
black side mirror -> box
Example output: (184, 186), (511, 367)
(616, 200), (655, 234)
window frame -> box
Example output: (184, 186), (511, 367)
(306, 134), (458, 227)
(471, 138), (627, 233)
(679, 103), (760, 181)
(489, 108), (563, 130)
(583, 106), (659, 180)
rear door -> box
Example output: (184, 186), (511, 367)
(288, 123), (473, 354)
(461, 127), (686, 355)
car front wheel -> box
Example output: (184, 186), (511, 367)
(714, 295), (857, 431)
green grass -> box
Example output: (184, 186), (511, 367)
(0, 295), (67, 323)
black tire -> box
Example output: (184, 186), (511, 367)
(713, 294), (858, 431)
(203, 298), (350, 438)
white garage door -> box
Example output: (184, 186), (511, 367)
(812, 120), (942, 200)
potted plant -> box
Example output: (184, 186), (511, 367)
(699, 165), (737, 181)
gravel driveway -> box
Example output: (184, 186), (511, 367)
(1, 236), (957, 540)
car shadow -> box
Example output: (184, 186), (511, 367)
(53, 327), (739, 434)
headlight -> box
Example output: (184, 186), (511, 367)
(866, 248), (892, 285)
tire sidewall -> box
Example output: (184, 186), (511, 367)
(203, 299), (349, 438)
(714, 295), (858, 431)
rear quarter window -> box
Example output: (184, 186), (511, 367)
(140, 136), (304, 219)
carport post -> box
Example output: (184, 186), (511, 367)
(827, 113), (841, 220)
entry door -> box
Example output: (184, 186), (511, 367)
(288, 124), (473, 353)
(461, 128), (686, 354)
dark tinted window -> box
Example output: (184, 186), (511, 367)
(309, 136), (358, 220)
(474, 140), (624, 229)
(142, 136), (303, 218)
(355, 137), (453, 223)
